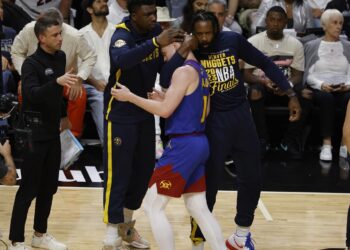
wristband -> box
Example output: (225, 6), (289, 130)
(152, 37), (159, 47)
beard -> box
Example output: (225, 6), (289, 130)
(94, 9), (109, 17)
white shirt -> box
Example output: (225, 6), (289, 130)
(11, 21), (97, 80)
(306, 0), (331, 9)
(79, 22), (115, 83)
(107, 0), (129, 25)
(15, 0), (61, 19)
(307, 40), (350, 90)
(245, 31), (304, 79)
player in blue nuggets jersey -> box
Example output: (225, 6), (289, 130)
(111, 40), (226, 250)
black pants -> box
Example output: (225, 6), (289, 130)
(249, 85), (312, 145)
(103, 118), (155, 224)
(312, 90), (350, 138)
(9, 138), (61, 242)
(191, 101), (262, 242)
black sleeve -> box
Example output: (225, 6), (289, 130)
(21, 59), (61, 105)
(0, 159), (8, 179)
(159, 52), (186, 88)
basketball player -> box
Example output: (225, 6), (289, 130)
(111, 40), (226, 250)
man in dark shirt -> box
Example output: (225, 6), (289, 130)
(102, 0), (185, 249)
(8, 11), (78, 250)
(160, 11), (301, 250)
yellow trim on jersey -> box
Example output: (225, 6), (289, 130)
(105, 69), (122, 120)
(152, 37), (159, 47)
(103, 121), (113, 223)
(190, 217), (204, 245)
(115, 23), (130, 32)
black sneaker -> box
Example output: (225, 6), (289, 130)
(280, 140), (302, 160)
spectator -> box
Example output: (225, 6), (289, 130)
(223, 0), (242, 33)
(208, 0), (241, 32)
(11, 8), (96, 139)
(0, 140), (16, 185)
(253, 0), (315, 35)
(165, 0), (186, 17)
(307, 0), (331, 27)
(79, 0), (115, 144)
(172, 0), (208, 33)
(14, 0), (71, 22)
(304, 9), (350, 161)
(2, 0), (32, 33)
(107, 0), (129, 25)
(244, 6), (312, 159)
(326, 0), (350, 38)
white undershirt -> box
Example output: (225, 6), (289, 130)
(307, 40), (350, 90)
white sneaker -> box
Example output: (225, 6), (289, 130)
(155, 135), (163, 160)
(320, 145), (332, 161)
(31, 233), (67, 250)
(340, 145), (348, 158)
(9, 242), (31, 250)
(102, 237), (129, 250)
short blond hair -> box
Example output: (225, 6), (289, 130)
(320, 9), (343, 28)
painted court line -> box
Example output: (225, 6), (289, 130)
(258, 199), (273, 221)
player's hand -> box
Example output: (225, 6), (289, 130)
(111, 83), (132, 102)
(60, 117), (72, 131)
(147, 88), (165, 101)
(57, 68), (79, 89)
(288, 96), (301, 122)
(156, 27), (185, 47)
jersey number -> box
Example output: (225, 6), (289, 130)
(200, 96), (208, 124)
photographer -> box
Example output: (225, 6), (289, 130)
(0, 139), (16, 185)
(8, 10), (77, 250)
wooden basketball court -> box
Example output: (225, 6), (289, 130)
(0, 186), (348, 249)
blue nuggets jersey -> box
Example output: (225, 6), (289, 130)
(165, 60), (210, 135)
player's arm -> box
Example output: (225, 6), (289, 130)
(111, 66), (193, 118)
(111, 28), (184, 70)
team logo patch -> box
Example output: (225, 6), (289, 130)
(113, 137), (122, 146)
(159, 180), (172, 189)
(45, 68), (54, 76)
(114, 39), (126, 48)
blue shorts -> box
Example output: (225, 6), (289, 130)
(148, 134), (209, 197)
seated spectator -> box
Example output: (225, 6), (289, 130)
(307, 0), (331, 27)
(326, 0), (350, 38)
(2, 0), (32, 33)
(208, 0), (242, 33)
(244, 6), (312, 159)
(11, 8), (96, 138)
(222, 0), (242, 33)
(253, 0), (315, 35)
(107, 0), (129, 25)
(304, 9), (350, 161)
(236, 0), (261, 37)
(80, 0), (115, 144)
(172, 0), (208, 33)
(14, 0), (71, 22)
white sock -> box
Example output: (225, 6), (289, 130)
(123, 208), (134, 223)
(192, 242), (204, 250)
(104, 223), (119, 245)
(236, 226), (250, 237)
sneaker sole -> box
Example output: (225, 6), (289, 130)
(128, 241), (150, 249)
(225, 240), (242, 250)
